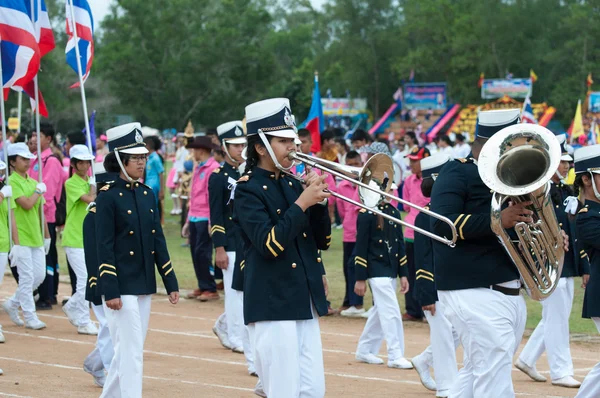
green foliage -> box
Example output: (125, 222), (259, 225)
(21, 0), (600, 131)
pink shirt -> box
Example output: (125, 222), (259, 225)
(402, 174), (428, 240)
(188, 157), (220, 219)
(28, 148), (67, 223)
(337, 180), (360, 242)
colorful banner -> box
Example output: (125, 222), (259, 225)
(403, 83), (447, 110)
(481, 78), (532, 99)
(589, 92), (600, 113)
(321, 98), (368, 116)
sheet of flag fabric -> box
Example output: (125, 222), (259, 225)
(65, 0), (94, 88)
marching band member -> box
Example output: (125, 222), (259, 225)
(209, 121), (247, 353)
(234, 98), (331, 397)
(62, 144), (99, 335)
(96, 123), (179, 398)
(516, 134), (586, 388)
(412, 153), (459, 397)
(353, 190), (412, 369)
(2, 143), (50, 331)
(572, 144), (600, 398)
(430, 109), (528, 397)
(82, 161), (119, 387)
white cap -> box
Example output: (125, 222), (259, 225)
(478, 108), (521, 126)
(245, 98), (298, 139)
(0, 160), (6, 170)
(217, 121), (247, 144)
(69, 144), (95, 161)
(574, 144), (600, 174)
(7, 143), (36, 159)
(420, 154), (452, 171)
(294, 137), (302, 145)
(107, 122), (149, 155)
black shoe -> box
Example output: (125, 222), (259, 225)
(61, 298), (69, 306)
(50, 297), (58, 305)
(36, 301), (53, 311)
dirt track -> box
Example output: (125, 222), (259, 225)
(0, 278), (597, 398)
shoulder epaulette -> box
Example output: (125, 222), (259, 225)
(237, 175), (250, 183)
(424, 206), (430, 211)
(359, 208), (367, 213)
(89, 207), (97, 214)
(213, 167), (221, 174)
(138, 181), (152, 189)
(457, 158), (467, 163)
(99, 182), (114, 192)
(579, 207), (589, 214)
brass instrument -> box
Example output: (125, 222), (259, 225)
(282, 151), (458, 247)
(478, 124), (564, 301)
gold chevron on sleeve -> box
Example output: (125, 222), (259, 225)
(458, 214), (471, 240)
(162, 261), (172, 269)
(265, 233), (278, 257)
(210, 225), (226, 234)
(99, 264), (116, 271)
(454, 214), (464, 226)
(99, 270), (117, 278)
(417, 269), (434, 278)
(270, 228), (284, 251)
(416, 274), (434, 282)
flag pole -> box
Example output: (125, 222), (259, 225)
(30, 0), (44, 233)
(17, 91), (22, 134)
(67, 0), (94, 174)
(0, 42), (14, 249)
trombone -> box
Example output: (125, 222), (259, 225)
(281, 151), (458, 247)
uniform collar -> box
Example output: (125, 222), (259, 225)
(584, 200), (600, 211)
(253, 166), (280, 180)
(115, 177), (141, 190)
(221, 161), (239, 175)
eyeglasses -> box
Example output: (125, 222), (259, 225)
(130, 155), (148, 163)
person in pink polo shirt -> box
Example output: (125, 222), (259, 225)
(28, 122), (67, 310)
(181, 136), (221, 302)
(402, 146), (431, 322)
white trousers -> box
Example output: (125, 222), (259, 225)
(251, 304), (325, 398)
(6, 246), (45, 322)
(214, 251), (244, 348)
(64, 247), (92, 327)
(421, 300), (460, 394)
(518, 277), (575, 380)
(439, 286), (527, 398)
(101, 295), (151, 398)
(0, 252), (7, 285)
(576, 318), (600, 398)
(84, 304), (114, 376)
(356, 277), (405, 361)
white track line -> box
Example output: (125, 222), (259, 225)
(0, 393), (33, 398)
(0, 356), (253, 393)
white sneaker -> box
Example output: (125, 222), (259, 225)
(411, 354), (436, 391)
(83, 365), (106, 387)
(78, 323), (99, 335)
(356, 352), (384, 365)
(552, 376), (581, 388)
(254, 380), (266, 397)
(62, 305), (79, 327)
(232, 346), (244, 354)
(361, 307), (374, 319)
(2, 300), (24, 327)
(436, 390), (450, 398)
(515, 358), (547, 382)
(388, 358), (413, 369)
(212, 326), (232, 349)
(25, 319), (46, 330)
(0, 327), (5, 343)
(340, 306), (366, 318)
(0, 368), (3, 375)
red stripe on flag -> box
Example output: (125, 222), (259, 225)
(305, 117), (321, 153)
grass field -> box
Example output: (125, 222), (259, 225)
(58, 164), (598, 336)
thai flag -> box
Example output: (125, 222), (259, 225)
(19, 0), (55, 117)
(65, 0), (94, 88)
(521, 95), (537, 124)
(0, 0), (41, 97)
(299, 74), (324, 154)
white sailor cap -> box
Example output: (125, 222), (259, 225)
(245, 98), (298, 139)
(555, 134), (573, 161)
(475, 109), (520, 139)
(421, 154), (452, 179)
(217, 121), (247, 145)
(574, 144), (600, 174)
(106, 122), (149, 155)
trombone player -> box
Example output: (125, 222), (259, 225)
(429, 109), (531, 397)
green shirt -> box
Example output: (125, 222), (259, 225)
(10, 172), (43, 248)
(62, 174), (91, 248)
(0, 197), (16, 253)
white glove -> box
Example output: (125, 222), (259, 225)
(44, 238), (51, 255)
(89, 176), (97, 187)
(9, 245), (28, 265)
(0, 185), (12, 198)
(36, 183), (47, 194)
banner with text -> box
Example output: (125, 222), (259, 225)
(481, 78), (532, 99)
(403, 83), (447, 110)
(321, 98), (368, 116)
(589, 92), (600, 113)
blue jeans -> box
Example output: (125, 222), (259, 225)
(189, 221), (216, 292)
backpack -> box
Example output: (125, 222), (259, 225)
(42, 154), (67, 226)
